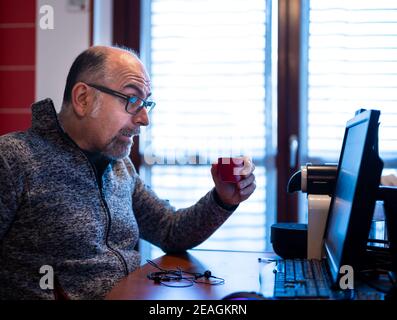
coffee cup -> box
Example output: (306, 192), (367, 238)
(217, 157), (245, 183)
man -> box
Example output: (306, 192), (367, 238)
(0, 46), (256, 299)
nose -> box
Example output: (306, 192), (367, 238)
(132, 107), (150, 127)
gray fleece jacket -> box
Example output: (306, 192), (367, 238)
(0, 99), (235, 300)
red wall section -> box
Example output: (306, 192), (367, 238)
(0, 113), (32, 135)
(0, 28), (36, 65)
(0, 70), (35, 108)
(0, 0), (36, 23)
(0, 0), (36, 135)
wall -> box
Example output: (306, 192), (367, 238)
(36, 0), (91, 112)
(0, 0), (36, 135)
(0, 0), (91, 135)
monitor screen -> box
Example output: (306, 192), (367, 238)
(324, 109), (383, 285)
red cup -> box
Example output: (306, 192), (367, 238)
(217, 157), (244, 183)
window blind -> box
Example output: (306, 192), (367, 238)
(303, 0), (397, 167)
(142, 0), (274, 252)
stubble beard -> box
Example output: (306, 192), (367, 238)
(102, 128), (140, 160)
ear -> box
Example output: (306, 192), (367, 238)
(71, 82), (93, 117)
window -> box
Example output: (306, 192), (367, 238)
(301, 0), (397, 168)
(140, 0), (277, 254)
(298, 0), (397, 221)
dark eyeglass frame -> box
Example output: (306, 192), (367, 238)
(85, 82), (156, 115)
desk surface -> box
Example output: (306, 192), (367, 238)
(106, 250), (274, 300)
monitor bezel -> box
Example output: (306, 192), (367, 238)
(323, 109), (383, 285)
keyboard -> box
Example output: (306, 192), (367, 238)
(274, 259), (332, 298)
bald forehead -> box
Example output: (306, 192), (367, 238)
(88, 45), (139, 61)
(101, 47), (151, 97)
(104, 48), (140, 72)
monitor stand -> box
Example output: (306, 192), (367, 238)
(376, 186), (397, 300)
(377, 186), (397, 273)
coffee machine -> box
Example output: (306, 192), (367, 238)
(271, 164), (337, 259)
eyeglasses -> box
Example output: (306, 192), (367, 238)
(85, 83), (156, 115)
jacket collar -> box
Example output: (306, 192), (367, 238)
(30, 98), (113, 169)
(31, 98), (63, 134)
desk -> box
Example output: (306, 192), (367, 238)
(106, 250), (274, 300)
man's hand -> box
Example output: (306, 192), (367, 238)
(211, 157), (256, 206)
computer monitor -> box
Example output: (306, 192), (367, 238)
(323, 109), (384, 285)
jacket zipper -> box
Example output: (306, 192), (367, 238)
(84, 155), (129, 276)
(100, 191), (129, 276)
(56, 125), (130, 276)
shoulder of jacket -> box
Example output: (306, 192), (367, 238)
(0, 132), (31, 159)
(0, 132), (46, 177)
